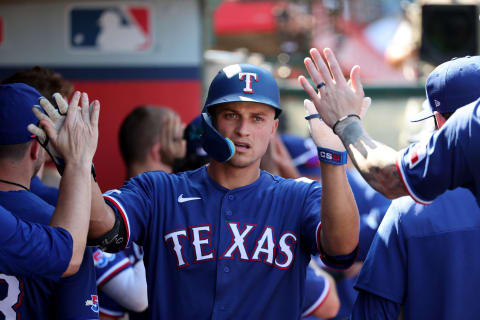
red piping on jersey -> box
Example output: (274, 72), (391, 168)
(97, 260), (131, 288)
(303, 284), (332, 317)
(395, 157), (430, 205)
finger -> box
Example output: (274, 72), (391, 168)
(90, 100), (100, 128)
(39, 119), (58, 144)
(360, 97), (371, 119)
(350, 65), (364, 96)
(68, 91), (81, 110)
(80, 92), (90, 122)
(304, 58), (325, 92)
(324, 48), (348, 87)
(32, 107), (56, 127)
(27, 124), (47, 145)
(39, 98), (61, 121)
(304, 99), (319, 117)
(53, 93), (68, 115)
(298, 76), (323, 109)
(309, 48), (334, 87)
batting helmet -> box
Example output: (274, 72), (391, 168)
(201, 64), (282, 162)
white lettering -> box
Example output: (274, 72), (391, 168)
(164, 230), (188, 267)
(239, 72), (258, 93)
(275, 233), (297, 268)
(223, 223), (254, 260)
(252, 227), (275, 264)
(191, 226), (214, 261)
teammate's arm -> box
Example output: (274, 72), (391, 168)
(299, 48), (407, 200)
(30, 91), (100, 277)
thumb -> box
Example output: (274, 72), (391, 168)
(360, 97), (371, 119)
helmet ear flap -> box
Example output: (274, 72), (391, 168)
(200, 113), (235, 162)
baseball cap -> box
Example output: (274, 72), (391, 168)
(0, 83), (42, 145)
(410, 55), (480, 122)
(280, 133), (321, 177)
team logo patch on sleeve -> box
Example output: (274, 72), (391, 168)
(85, 295), (99, 312)
(408, 141), (427, 169)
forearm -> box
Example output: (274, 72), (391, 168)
(88, 178), (116, 240)
(320, 163), (359, 255)
(50, 163), (92, 276)
(335, 117), (407, 199)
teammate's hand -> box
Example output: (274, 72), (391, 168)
(162, 113), (186, 161)
(28, 92), (100, 167)
(305, 96), (371, 151)
(298, 48), (365, 128)
(27, 92), (75, 173)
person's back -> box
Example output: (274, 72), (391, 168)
(353, 187), (480, 319)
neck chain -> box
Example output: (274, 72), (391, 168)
(0, 179), (30, 192)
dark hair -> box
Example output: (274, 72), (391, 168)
(119, 105), (175, 166)
(441, 112), (454, 121)
(2, 66), (73, 100)
(0, 142), (32, 160)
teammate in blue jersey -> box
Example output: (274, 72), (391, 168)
(0, 83), (100, 319)
(299, 48), (480, 205)
(42, 64), (361, 319)
(352, 187), (480, 319)
(94, 244), (147, 319)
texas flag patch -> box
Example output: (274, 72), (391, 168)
(408, 141), (427, 169)
(69, 4), (152, 52)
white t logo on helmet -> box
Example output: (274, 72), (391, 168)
(239, 72), (258, 93)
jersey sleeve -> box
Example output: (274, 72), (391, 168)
(354, 201), (407, 304)
(350, 290), (401, 320)
(301, 266), (330, 317)
(103, 172), (159, 247)
(93, 248), (132, 288)
(54, 247), (100, 319)
(0, 206), (72, 280)
(396, 101), (478, 204)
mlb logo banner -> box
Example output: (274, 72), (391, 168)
(69, 4), (152, 52)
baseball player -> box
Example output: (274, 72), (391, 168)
(37, 64), (359, 319)
(0, 84), (99, 319)
(299, 48), (480, 205)
(2, 66), (74, 206)
(1, 88), (97, 279)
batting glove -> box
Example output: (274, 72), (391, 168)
(28, 93), (69, 174)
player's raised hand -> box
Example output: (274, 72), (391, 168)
(298, 48), (365, 128)
(162, 113), (186, 160)
(31, 92), (100, 167)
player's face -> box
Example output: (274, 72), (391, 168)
(214, 102), (278, 168)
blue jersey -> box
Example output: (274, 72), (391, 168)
(103, 166), (344, 319)
(94, 245), (145, 318)
(0, 191), (99, 319)
(0, 205), (72, 280)
(353, 188), (480, 319)
(397, 99), (480, 205)
(30, 175), (59, 206)
(302, 265), (330, 318)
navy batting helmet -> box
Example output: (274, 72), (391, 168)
(201, 64), (282, 162)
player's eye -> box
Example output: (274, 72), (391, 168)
(253, 115), (264, 122)
(224, 112), (238, 120)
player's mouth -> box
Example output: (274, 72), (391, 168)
(234, 141), (251, 152)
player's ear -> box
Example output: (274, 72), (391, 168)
(150, 142), (162, 162)
(30, 139), (42, 161)
(271, 118), (279, 137)
(433, 111), (446, 129)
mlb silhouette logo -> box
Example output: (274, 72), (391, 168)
(69, 4), (152, 52)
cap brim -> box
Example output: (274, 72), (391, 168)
(409, 100), (434, 122)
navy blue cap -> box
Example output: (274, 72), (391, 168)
(0, 83), (42, 145)
(281, 133), (321, 177)
(411, 56), (480, 122)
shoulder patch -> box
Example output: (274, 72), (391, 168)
(408, 141), (427, 169)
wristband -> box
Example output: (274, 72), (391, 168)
(317, 147), (347, 165)
(332, 114), (360, 133)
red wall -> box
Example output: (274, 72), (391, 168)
(72, 80), (201, 190)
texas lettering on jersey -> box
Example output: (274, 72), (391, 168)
(164, 222), (297, 269)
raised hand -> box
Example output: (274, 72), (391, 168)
(298, 48), (365, 128)
(28, 92), (100, 168)
(162, 113), (186, 161)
